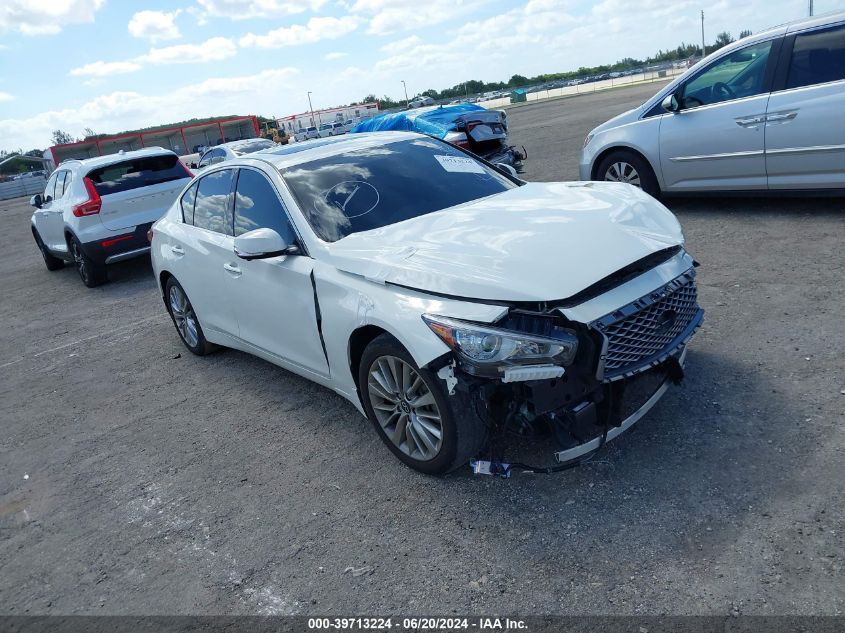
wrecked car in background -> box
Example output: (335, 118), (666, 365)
(350, 103), (526, 171)
(150, 132), (703, 475)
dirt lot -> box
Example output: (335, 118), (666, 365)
(1, 83), (843, 617)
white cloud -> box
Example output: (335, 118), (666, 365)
(324, 51), (349, 60)
(196, 0), (327, 20)
(0, 67), (300, 150)
(68, 37), (238, 77)
(350, 0), (488, 36)
(0, 0), (105, 36)
(141, 37), (237, 64)
(240, 16), (359, 48)
(128, 10), (182, 42)
(69, 61), (145, 77)
(0, 92), (14, 102)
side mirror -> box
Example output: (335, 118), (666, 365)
(662, 93), (681, 113)
(234, 228), (296, 260)
(30, 194), (43, 209)
(495, 163), (518, 178)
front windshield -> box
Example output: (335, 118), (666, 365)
(232, 139), (275, 155)
(281, 137), (516, 242)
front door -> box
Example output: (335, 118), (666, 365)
(659, 39), (776, 192)
(765, 22), (845, 189)
(227, 167), (329, 378)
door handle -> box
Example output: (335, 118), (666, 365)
(223, 263), (242, 276)
(735, 115), (766, 127)
(766, 111), (798, 123)
(170, 245), (184, 256)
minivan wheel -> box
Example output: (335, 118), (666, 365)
(358, 334), (486, 475)
(165, 278), (215, 356)
(33, 232), (64, 271)
(596, 150), (660, 197)
(69, 236), (107, 287)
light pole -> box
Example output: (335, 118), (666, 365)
(401, 80), (409, 107)
(700, 10), (706, 58)
(809, 0), (814, 15)
(307, 91), (316, 127)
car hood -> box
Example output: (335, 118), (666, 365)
(322, 182), (684, 303)
(589, 105), (643, 136)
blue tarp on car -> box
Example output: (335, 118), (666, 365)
(349, 103), (487, 139)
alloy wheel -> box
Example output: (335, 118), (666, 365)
(367, 355), (443, 461)
(71, 241), (88, 284)
(168, 285), (200, 348)
(605, 161), (641, 187)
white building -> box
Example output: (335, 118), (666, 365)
(276, 102), (380, 135)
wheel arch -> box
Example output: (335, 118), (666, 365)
(348, 324), (390, 397)
(590, 144), (659, 183)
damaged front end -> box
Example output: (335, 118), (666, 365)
(424, 268), (704, 475)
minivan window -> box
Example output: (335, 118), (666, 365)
(181, 181), (199, 224)
(87, 154), (191, 196)
(193, 169), (234, 235)
(787, 25), (845, 89)
(233, 169), (296, 244)
(682, 40), (773, 108)
(282, 138), (516, 243)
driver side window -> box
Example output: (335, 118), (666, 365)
(681, 40), (773, 109)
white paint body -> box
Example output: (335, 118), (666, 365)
(151, 132), (688, 415)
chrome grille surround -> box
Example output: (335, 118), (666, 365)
(591, 268), (703, 381)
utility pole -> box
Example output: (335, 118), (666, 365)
(464, 82), (468, 100)
(401, 80), (408, 107)
(700, 10), (706, 58)
(809, 0), (814, 15)
(307, 91), (315, 127)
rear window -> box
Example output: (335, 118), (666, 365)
(87, 154), (191, 196)
(231, 139), (275, 156)
(282, 137), (515, 243)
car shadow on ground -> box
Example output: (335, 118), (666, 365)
(664, 195), (845, 216)
(53, 254), (156, 290)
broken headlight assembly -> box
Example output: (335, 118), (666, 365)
(422, 314), (578, 379)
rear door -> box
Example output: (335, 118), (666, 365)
(227, 167), (328, 377)
(658, 38), (778, 192)
(173, 168), (239, 338)
(765, 21), (845, 189)
(87, 154), (192, 231)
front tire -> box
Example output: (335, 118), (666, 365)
(165, 277), (216, 356)
(596, 150), (660, 198)
(358, 334), (486, 475)
(69, 236), (107, 287)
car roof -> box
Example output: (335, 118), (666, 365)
(217, 137), (272, 150)
(59, 147), (175, 170)
(784, 9), (845, 33)
(248, 131), (420, 170)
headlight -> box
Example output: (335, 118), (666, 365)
(583, 133), (594, 148)
(422, 315), (578, 375)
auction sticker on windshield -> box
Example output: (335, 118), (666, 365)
(434, 154), (486, 174)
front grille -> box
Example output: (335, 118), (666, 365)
(593, 271), (701, 378)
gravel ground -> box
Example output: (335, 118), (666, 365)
(0, 82), (843, 617)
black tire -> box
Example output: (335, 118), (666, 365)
(358, 333), (487, 475)
(596, 150), (661, 198)
(33, 231), (64, 271)
(69, 236), (107, 287)
(164, 277), (216, 356)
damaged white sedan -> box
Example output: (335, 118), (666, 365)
(150, 132), (703, 475)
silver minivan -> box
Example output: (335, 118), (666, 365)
(580, 10), (845, 196)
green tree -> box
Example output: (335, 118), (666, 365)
(739, 29), (752, 39)
(51, 129), (74, 145)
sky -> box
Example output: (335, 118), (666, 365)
(0, 0), (838, 153)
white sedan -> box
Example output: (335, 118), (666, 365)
(150, 132), (703, 475)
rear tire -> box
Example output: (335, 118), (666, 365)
(165, 277), (216, 356)
(358, 333), (486, 475)
(69, 236), (107, 287)
(33, 231), (64, 271)
(596, 150), (661, 198)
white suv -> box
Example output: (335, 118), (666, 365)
(30, 148), (192, 287)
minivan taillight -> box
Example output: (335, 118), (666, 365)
(72, 177), (102, 217)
